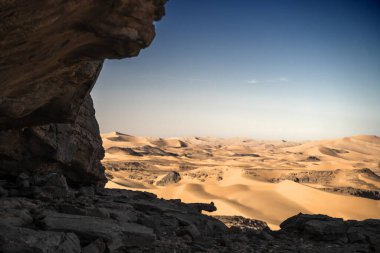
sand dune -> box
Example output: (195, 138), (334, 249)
(103, 132), (380, 229)
(152, 138), (188, 148)
(109, 168), (380, 229)
(102, 131), (153, 148)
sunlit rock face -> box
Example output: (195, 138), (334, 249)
(0, 0), (165, 128)
(0, 0), (166, 186)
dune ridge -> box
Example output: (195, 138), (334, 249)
(103, 132), (380, 229)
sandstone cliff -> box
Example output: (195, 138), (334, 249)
(0, 0), (165, 186)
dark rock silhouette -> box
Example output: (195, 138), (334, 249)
(249, 168), (380, 200)
(234, 153), (260, 157)
(1, 174), (380, 252)
(0, 96), (106, 187)
(0, 0), (165, 186)
(320, 187), (380, 200)
(156, 171), (182, 186)
(306, 156), (321, 162)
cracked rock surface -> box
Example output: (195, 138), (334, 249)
(1, 174), (380, 252)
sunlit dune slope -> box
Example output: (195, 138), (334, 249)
(103, 132), (380, 229)
(107, 168), (380, 229)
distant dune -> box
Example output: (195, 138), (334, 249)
(102, 132), (380, 229)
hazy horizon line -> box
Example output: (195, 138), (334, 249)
(101, 130), (379, 142)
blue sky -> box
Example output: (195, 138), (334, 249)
(93, 0), (380, 140)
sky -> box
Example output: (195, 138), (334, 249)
(92, 0), (380, 140)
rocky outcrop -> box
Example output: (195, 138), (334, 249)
(0, 0), (165, 129)
(213, 215), (270, 233)
(156, 171), (181, 186)
(0, 174), (228, 252)
(247, 168), (380, 200)
(320, 187), (380, 200)
(0, 224), (82, 253)
(267, 170), (338, 184)
(1, 174), (380, 252)
(279, 213), (380, 251)
(306, 156), (321, 162)
(0, 96), (106, 186)
(0, 0), (166, 186)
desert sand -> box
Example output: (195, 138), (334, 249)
(103, 132), (380, 229)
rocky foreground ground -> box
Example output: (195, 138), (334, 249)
(1, 173), (380, 253)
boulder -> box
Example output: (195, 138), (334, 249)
(42, 211), (156, 252)
(0, 198), (37, 226)
(188, 202), (217, 213)
(213, 215), (269, 233)
(33, 173), (73, 199)
(304, 219), (347, 241)
(0, 208), (33, 227)
(280, 213), (343, 231)
(82, 238), (106, 253)
(0, 97), (106, 187)
(0, 224), (81, 253)
(156, 171), (181, 186)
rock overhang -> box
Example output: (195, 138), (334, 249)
(0, 0), (167, 186)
